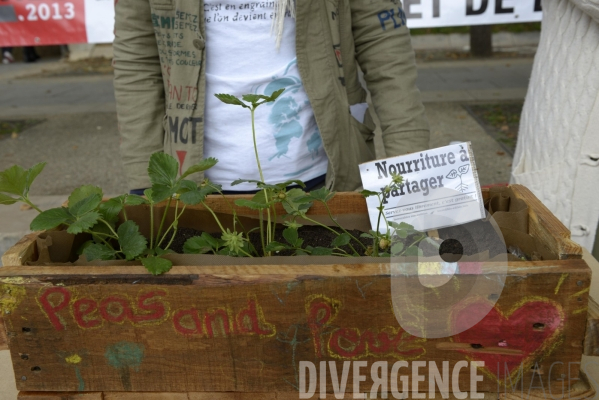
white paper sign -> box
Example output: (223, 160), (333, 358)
(359, 143), (485, 233)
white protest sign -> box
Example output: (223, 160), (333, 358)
(399, 0), (542, 29)
(359, 142), (485, 233)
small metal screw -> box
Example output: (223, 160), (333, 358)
(21, 376), (26, 381)
(561, 374), (567, 378)
(577, 281), (584, 286)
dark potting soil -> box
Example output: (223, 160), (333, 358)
(169, 226), (372, 256)
(438, 219), (507, 259)
(169, 219), (509, 259)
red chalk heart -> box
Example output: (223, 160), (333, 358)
(451, 299), (563, 380)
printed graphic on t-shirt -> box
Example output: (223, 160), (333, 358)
(256, 60), (324, 166)
(204, 2), (289, 24)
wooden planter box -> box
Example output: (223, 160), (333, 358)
(0, 185), (595, 399)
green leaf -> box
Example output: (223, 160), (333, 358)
(231, 178), (263, 187)
(67, 211), (101, 235)
(180, 190), (203, 205)
(143, 189), (154, 203)
(360, 232), (374, 239)
(77, 240), (94, 255)
(391, 242), (404, 255)
(404, 246), (423, 257)
(141, 256), (173, 275)
(395, 230), (409, 239)
(125, 194), (149, 205)
(0, 165), (27, 196)
(295, 249), (309, 256)
(180, 158), (218, 180)
(282, 188), (313, 215)
(214, 93), (249, 108)
(184, 233), (218, 254)
(0, 193), (18, 205)
(68, 185), (103, 210)
(69, 193), (102, 217)
(241, 94), (269, 104)
(99, 195), (125, 222)
(234, 198), (271, 210)
(310, 247), (334, 256)
(389, 221), (416, 231)
(177, 180), (197, 194)
(148, 153), (179, 187)
(274, 179), (306, 189)
(332, 233), (351, 248)
(360, 189), (379, 198)
(30, 208), (72, 231)
(265, 241), (290, 252)
(89, 219), (115, 238)
(155, 247), (175, 256)
(307, 187), (335, 203)
(151, 184), (176, 203)
(180, 186), (214, 205)
(267, 88), (285, 102)
(84, 243), (117, 261)
(117, 220), (147, 260)
(283, 227), (299, 247)
(25, 162), (46, 194)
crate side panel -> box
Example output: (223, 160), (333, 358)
(3, 264), (590, 394)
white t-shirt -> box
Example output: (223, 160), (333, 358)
(203, 1), (328, 191)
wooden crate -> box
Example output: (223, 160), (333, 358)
(0, 185), (594, 398)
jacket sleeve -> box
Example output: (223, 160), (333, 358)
(350, 0), (430, 157)
(113, 0), (165, 191)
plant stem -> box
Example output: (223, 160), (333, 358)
(22, 197), (42, 213)
(87, 232), (116, 251)
(400, 235), (426, 256)
(323, 202), (366, 251)
(202, 202), (226, 234)
(158, 202), (185, 250)
(251, 108), (265, 184)
(155, 197), (172, 248)
(150, 203), (154, 249)
(98, 219), (119, 238)
(373, 194), (384, 257)
(258, 210), (266, 257)
(299, 215), (359, 256)
(163, 228), (177, 252)
(238, 247), (254, 258)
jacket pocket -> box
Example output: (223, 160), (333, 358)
(349, 114), (375, 160)
(150, 0), (173, 10)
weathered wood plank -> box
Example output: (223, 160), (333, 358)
(2, 262), (589, 394)
(103, 394), (188, 400)
(17, 392), (103, 399)
(1, 232), (38, 267)
(0, 259), (590, 280)
(511, 185), (582, 259)
(584, 297), (599, 357)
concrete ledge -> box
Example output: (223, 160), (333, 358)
(411, 31), (540, 51)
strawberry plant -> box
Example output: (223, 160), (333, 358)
(0, 92), (426, 274)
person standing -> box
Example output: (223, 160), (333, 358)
(113, 0), (430, 193)
(512, 0), (599, 254)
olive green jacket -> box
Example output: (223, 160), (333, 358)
(113, 0), (430, 192)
